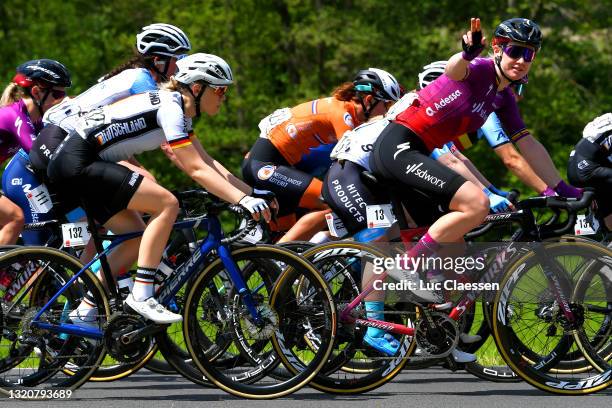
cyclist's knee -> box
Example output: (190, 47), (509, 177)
(3, 202), (25, 228)
(159, 191), (180, 218)
(450, 182), (489, 220)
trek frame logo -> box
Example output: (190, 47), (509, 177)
(405, 162), (446, 188)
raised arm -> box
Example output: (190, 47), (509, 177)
(445, 18), (487, 81)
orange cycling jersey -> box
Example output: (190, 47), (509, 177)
(267, 97), (358, 165)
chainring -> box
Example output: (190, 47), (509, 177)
(415, 311), (459, 359)
(103, 313), (153, 363)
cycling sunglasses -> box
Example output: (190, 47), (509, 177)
(209, 85), (228, 97)
(503, 44), (536, 62)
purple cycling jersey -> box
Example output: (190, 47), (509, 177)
(0, 100), (40, 163)
(395, 58), (527, 151)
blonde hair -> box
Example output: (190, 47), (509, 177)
(0, 83), (24, 106)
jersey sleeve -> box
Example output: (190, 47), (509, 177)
(495, 90), (529, 142)
(477, 112), (511, 148)
(157, 95), (192, 149)
(130, 70), (159, 94)
(465, 58), (493, 82)
(330, 107), (356, 141)
(13, 112), (35, 152)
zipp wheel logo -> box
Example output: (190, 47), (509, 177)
(545, 370), (611, 390)
(497, 262), (525, 325)
(311, 248), (363, 263)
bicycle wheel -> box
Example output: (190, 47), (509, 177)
(157, 254), (276, 386)
(183, 244), (336, 399)
(572, 244), (612, 381)
(0, 247), (110, 394)
(492, 241), (612, 394)
(298, 241), (418, 394)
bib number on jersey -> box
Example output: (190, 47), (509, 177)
(574, 214), (599, 236)
(238, 219), (265, 244)
(330, 134), (353, 159)
(25, 184), (53, 214)
(62, 222), (91, 247)
(325, 212), (348, 238)
(366, 204), (396, 228)
(258, 108), (292, 138)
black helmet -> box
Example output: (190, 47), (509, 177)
(14, 59), (72, 88)
(353, 68), (403, 102)
(493, 18), (542, 51)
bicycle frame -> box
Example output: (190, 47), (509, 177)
(31, 214), (263, 340)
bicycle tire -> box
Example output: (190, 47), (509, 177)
(492, 241), (612, 395)
(183, 244), (336, 398)
(0, 246), (110, 395)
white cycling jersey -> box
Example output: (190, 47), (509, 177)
(44, 68), (158, 133)
(72, 90), (192, 162)
(330, 92), (418, 170)
(330, 118), (390, 171)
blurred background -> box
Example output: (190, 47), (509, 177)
(1, 0), (610, 194)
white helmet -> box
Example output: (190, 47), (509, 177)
(174, 53), (233, 86)
(417, 60), (447, 90)
(136, 23), (191, 57)
(353, 68), (403, 101)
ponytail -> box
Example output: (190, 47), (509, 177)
(0, 83), (24, 106)
(332, 82), (360, 102)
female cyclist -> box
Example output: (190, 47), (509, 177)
(21, 23), (192, 280)
(0, 59), (71, 290)
(242, 68), (403, 242)
(568, 113), (612, 231)
(418, 60), (582, 199)
(333, 17), (543, 356)
(44, 53), (270, 324)
(0, 59), (71, 246)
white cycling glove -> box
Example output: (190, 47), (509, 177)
(239, 195), (269, 215)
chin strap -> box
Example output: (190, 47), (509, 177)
(184, 84), (206, 118)
(149, 57), (172, 82)
(358, 95), (380, 121)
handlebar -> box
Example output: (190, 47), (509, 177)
(173, 188), (261, 245)
(517, 190), (594, 212)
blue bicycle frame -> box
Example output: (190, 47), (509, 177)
(32, 214), (263, 340)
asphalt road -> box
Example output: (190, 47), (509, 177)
(6, 367), (612, 408)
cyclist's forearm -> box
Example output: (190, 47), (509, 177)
(437, 152), (485, 189)
(452, 149), (492, 187)
(515, 136), (562, 187)
(199, 151), (252, 195)
(190, 166), (247, 204)
(445, 52), (470, 81)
